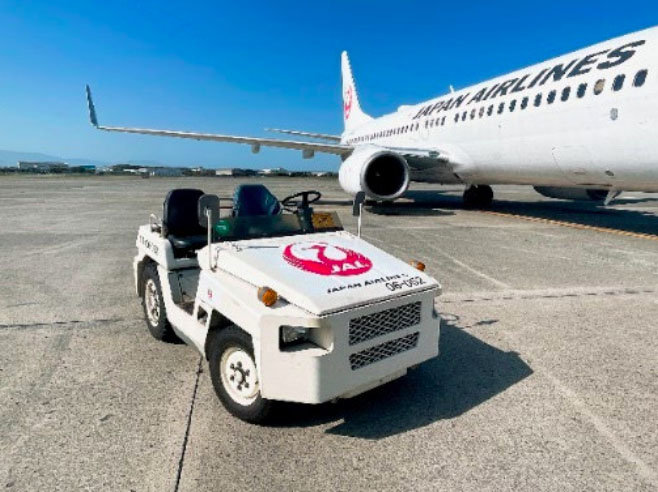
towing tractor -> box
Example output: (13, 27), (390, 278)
(134, 184), (442, 423)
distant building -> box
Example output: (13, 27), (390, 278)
(17, 161), (69, 173)
(215, 168), (256, 177)
(68, 165), (96, 173)
(150, 167), (183, 177)
(109, 164), (143, 173)
(259, 167), (289, 176)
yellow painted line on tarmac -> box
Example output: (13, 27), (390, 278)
(479, 210), (658, 241)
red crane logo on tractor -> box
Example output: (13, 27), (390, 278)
(283, 242), (372, 276)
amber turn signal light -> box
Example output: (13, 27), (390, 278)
(410, 260), (426, 272)
(258, 286), (278, 307)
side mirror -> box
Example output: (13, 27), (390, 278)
(352, 191), (366, 217)
(198, 194), (220, 228)
(352, 191), (366, 237)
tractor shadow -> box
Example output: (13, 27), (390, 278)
(270, 315), (533, 439)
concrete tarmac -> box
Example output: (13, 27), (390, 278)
(1, 175), (657, 491)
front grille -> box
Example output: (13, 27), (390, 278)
(349, 332), (419, 370)
(349, 301), (421, 345)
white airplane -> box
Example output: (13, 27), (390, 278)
(86, 25), (658, 207)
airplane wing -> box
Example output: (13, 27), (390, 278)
(85, 85), (352, 158)
(265, 128), (342, 142)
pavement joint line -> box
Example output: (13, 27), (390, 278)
(440, 287), (656, 304)
(406, 229), (512, 289)
(491, 320), (658, 486)
(480, 210), (658, 241)
(527, 351), (658, 486)
(0, 317), (136, 330)
(365, 230), (512, 289)
(174, 356), (203, 492)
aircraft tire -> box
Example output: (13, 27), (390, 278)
(463, 185), (493, 209)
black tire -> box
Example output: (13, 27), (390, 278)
(463, 185), (493, 209)
(141, 263), (176, 341)
(463, 186), (479, 209)
(208, 325), (274, 424)
(477, 185), (494, 208)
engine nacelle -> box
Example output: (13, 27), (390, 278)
(338, 146), (410, 200)
(533, 186), (619, 202)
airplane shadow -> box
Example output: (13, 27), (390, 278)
(393, 190), (658, 236)
(270, 315), (533, 439)
(489, 199), (658, 236)
(318, 195), (455, 217)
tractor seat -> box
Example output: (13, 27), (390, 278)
(162, 188), (208, 255)
(168, 234), (208, 251)
(232, 184), (281, 217)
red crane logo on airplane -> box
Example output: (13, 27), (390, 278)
(283, 242), (372, 276)
(344, 85), (353, 120)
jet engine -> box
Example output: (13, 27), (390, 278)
(533, 186), (619, 202)
(338, 146), (410, 200)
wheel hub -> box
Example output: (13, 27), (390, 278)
(221, 348), (259, 406)
(144, 279), (160, 325)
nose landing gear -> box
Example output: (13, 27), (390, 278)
(463, 185), (493, 209)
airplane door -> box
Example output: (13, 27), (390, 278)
(417, 121), (429, 142)
(551, 146), (614, 187)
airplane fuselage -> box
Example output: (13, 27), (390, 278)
(342, 27), (658, 193)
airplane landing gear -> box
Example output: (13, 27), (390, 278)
(463, 185), (493, 209)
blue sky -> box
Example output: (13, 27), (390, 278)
(0, 1), (656, 170)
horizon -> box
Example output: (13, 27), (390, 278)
(1, 2), (657, 171)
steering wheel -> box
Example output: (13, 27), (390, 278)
(281, 190), (322, 212)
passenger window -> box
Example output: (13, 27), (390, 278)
(487, 105), (494, 116)
(470, 109), (476, 120)
(561, 87), (570, 101)
(594, 79), (605, 95)
(509, 100), (517, 112)
(429, 120), (433, 128)
(497, 102), (505, 114)
(577, 83), (587, 98)
(479, 107), (485, 118)
(613, 75), (625, 91)
(521, 97), (529, 109)
(454, 113), (459, 123)
(462, 111), (467, 121)
(634, 70), (648, 87)
(534, 94), (542, 107)
(547, 90), (556, 104)
(441, 116), (446, 126)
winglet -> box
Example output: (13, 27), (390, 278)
(85, 84), (99, 127)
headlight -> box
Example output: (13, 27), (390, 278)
(280, 325), (311, 347)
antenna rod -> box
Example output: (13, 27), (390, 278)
(357, 203), (363, 237)
(207, 210), (213, 271)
